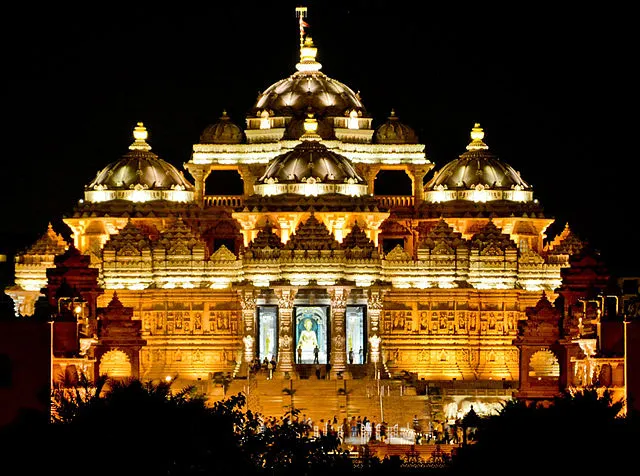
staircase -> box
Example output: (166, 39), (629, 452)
(206, 372), (435, 431)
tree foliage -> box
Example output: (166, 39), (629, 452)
(5, 376), (356, 476)
(3, 379), (638, 475)
(449, 387), (637, 473)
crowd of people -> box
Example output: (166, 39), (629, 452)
(259, 413), (389, 445)
(245, 358), (474, 446)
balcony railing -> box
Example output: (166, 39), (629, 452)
(202, 194), (415, 209)
(203, 195), (245, 208)
(375, 195), (415, 208)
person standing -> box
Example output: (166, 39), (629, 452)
(298, 345), (303, 363)
(267, 360), (273, 380)
(269, 356), (276, 380)
(313, 344), (319, 364)
(348, 348), (354, 364)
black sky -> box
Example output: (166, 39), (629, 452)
(1, 1), (637, 277)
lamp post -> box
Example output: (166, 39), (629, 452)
(624, 315), (628, 416)
(49, 319), (54, 394)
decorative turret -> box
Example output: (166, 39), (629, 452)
(513, 292), (568, 403)
(470, 219), (518, 253)
(283, 213), (342, 254)
(342, 222), (379, 259)
(199, 110), (244, 144)
(94, 292), (146, 379)
(543, 223), (587, 266)
(244, 221), (284, 259)
(467, 220), (518, 289)
(374, 110), (419, 144)
(417, 218), (467, 255)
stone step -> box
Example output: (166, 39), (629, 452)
(207, 375), (438, 430)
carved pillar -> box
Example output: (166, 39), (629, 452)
(359, 164), (381, 196)
(329, 287), (349, 378)
(184, 165), (211, 208)
(275, 288), (297, 378)
(407, 165), (432, 206)
(237, 165), (258, 197)
(368, 289), (385, 365)
(239, 289), (257, 364)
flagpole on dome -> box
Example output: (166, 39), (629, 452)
(295, 6), (309, 49)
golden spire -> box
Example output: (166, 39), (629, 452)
(295, 6), (321, 73)
(466, 123), (489, 151)
(296, 6), (308, 49)
(129, 122), (152, 151)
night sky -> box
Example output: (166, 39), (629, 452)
(1, 1), (637, 278)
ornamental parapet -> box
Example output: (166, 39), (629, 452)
(376, 195), (414, 208)
(203, 195), (245, 208)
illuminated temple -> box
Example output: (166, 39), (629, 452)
(5, 8), (632, 426)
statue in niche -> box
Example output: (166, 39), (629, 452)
(298, 318), (318, 351)
(489, 313), (496, 329)
(420, 313), (428, 331)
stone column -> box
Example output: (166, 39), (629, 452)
(407, 165), (432, 206)
(184, 165), (211, 208)
(359, 164), (381, 196)
(329, 287), (349, 378)
(237, 165), (259, 196)
(238, 289), (257, 365)
(275, 288), (297, 379)
(367, 289), (385, 367)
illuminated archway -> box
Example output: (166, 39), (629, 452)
(99, 350), (132, 378)
(528, 349), (560, 378)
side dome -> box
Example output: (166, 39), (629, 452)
(254, 115), (367, 197)
(424, 123), (533, 203)
(250, 37), (367, 120)
(374, 110), (418, 144)
(199, 110), (244, 144)
(85, 123), (195, 203)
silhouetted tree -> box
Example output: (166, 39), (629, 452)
(449, 387), (636, 474)
(13, 376), (356, 475)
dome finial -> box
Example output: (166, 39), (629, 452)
(466, 123), (489, 151)
(301, 110), (322, 141)
(130, 122), (152, 151)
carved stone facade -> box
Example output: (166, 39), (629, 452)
(4, 10), (629, 420)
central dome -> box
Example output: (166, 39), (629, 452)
(85, 123), (195, 203)
(254, 115), (367, 197)
(250, 37), (367, 119)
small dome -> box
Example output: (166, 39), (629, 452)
(199, 110), (244, 144)
(254, 115), (367, 197)
(250, 37), (367, 119)
(424, 124), (533, 204)
(374, 110), (418, 144)
(85, 123), (195, 203)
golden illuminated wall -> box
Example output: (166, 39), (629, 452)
(378, 289), (549, 381)
(96, 285), (550, 386)
(97, 289), (243, 382)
